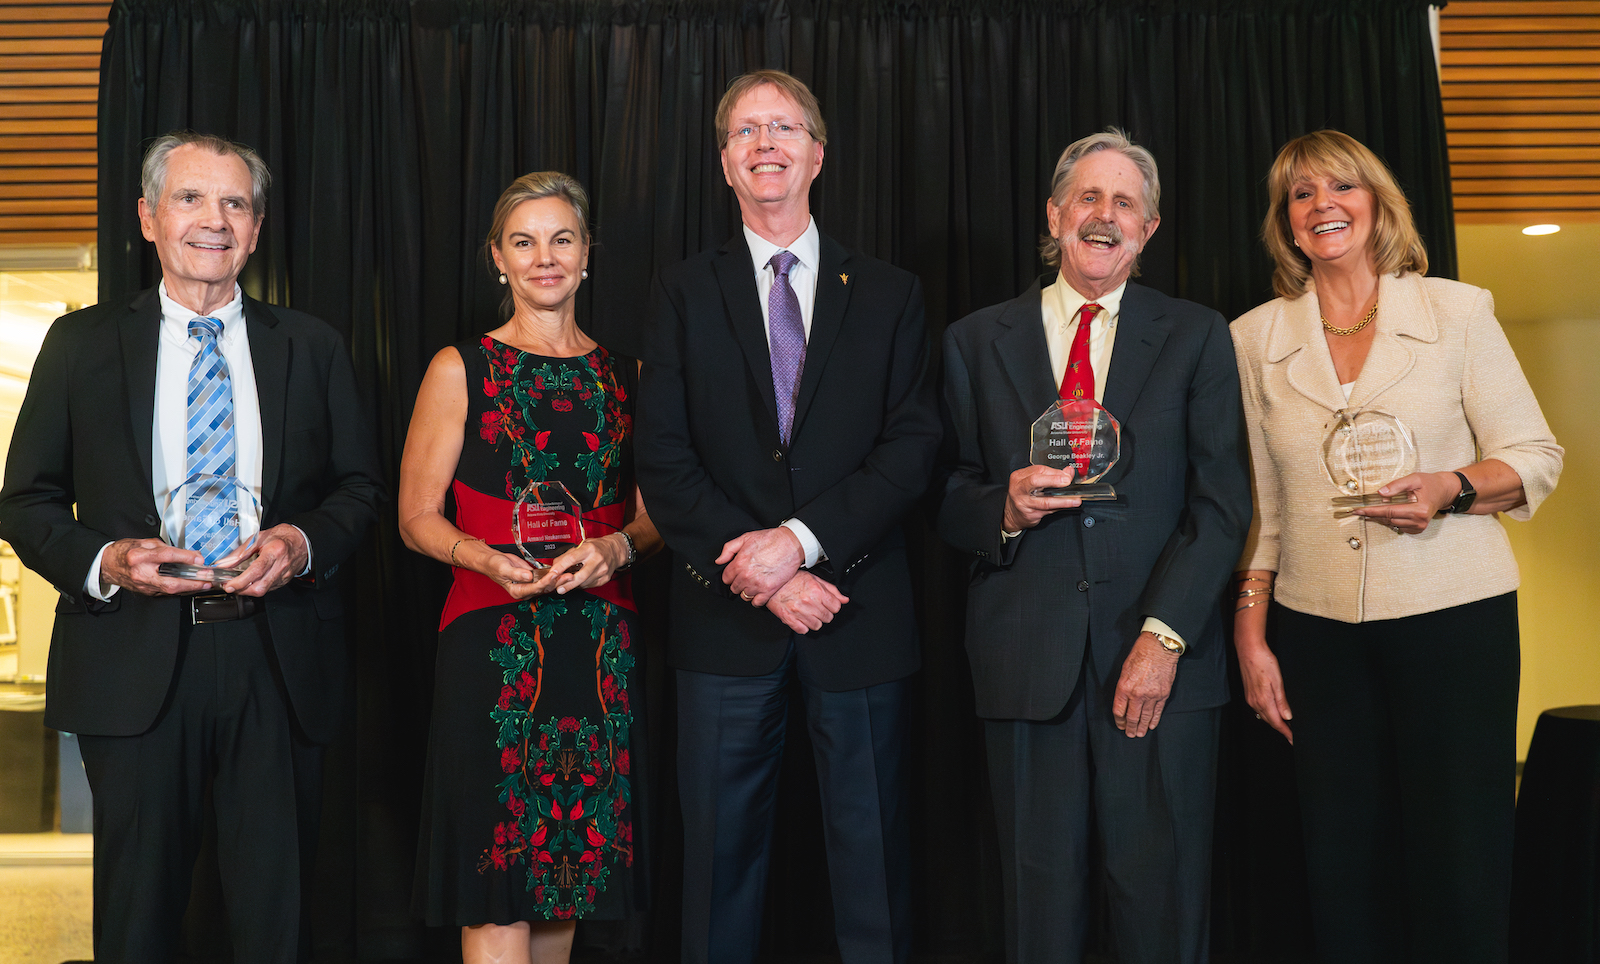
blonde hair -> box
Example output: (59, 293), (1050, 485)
(1038, 128), (1160, 271)
(484, 171), (592, 317)
(714, 69), (828, 149)
(1262, 130), (1428, 299)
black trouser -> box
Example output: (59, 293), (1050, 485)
(1272, 593), (1520, 964)
(984, 643), (1221, 964)
(676, 645), (912, 964)
(78, 614), (324, 964)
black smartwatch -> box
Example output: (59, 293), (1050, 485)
(1440, 470), (1477, 515)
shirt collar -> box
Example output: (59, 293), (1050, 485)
(158, 281), (245, 339)
(1045, 272), (1127, 326)
(743, 216), (821, 279)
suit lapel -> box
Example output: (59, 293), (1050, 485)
(993, 278), (1059, 420)
(1271, 290), (1349, 413)
(243, 295), (288, 516)
(791, 233), (852, 437)
(1101, 283), (1171, 421)
(711, 234), (780, 433)
(1348, 272), (1430, 410)
(118, 289), (162, 500)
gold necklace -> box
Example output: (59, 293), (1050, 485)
(1321, 303), (1377, 336)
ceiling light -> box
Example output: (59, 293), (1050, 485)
(1521, 224), (1561, 236)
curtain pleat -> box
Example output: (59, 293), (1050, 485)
(96, 2), (1450, 959)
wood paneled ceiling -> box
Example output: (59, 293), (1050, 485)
(1441, 0), (1600, 224)
(0, 0), (106, 246)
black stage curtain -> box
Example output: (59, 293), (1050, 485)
(97, 1), (1453, 961)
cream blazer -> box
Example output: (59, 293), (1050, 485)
(1231, 272), (1563, 623)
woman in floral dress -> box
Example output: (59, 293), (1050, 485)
(399, 172), (660, 964)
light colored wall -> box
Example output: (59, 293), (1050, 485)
(1456, 223), (1600, 759)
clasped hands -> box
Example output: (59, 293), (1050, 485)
(718, 527), (847, 634)
(472, 534), (633, 601)
(101, 523), (310, 598)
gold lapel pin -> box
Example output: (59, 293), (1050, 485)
(840, 273), (849, 285)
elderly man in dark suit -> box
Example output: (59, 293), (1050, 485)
(637, 69), (940, 964)
(0, 132), (382, 963)
(937, 129), (1251, 964)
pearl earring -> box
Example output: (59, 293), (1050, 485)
(582, 269), (589, 279)
(499, 273), (507, 284)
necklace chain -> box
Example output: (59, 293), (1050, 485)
(1321, 302), (1378, 336)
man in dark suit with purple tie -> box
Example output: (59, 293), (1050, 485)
(637, 69), (940, 964)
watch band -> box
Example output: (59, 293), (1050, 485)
(1444, 470), (1477, 515)
(1151, 631), (1187, 657)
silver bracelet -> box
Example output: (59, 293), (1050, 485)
(617, 529), (637, 571)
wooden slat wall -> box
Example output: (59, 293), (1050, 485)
(1441, 0), (1600, 224)
(0, 0), (106, 245)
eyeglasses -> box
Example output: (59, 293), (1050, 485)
(726, 121), (809, 144)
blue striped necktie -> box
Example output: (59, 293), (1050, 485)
(184, 316), (239, 564)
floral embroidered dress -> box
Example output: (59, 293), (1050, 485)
(415, 336), (640, 925)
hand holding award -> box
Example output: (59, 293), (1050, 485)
(1029, 397), (1122, 501)
(157, 473), (260, 582)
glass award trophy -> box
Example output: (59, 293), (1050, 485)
(513, 480), (585, 568)
(1029, 398), (1121, 501)
(157, 474), (261, 582)
(1324, 409), (1420, 509)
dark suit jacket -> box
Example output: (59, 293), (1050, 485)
(937, 278), (1250, 720)
(636, 230), (941, 691)
(0, 288), (384, 743)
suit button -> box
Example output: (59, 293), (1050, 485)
(1348, 537), (1362, 550)
(1076, 580), (1089, 592)
(772, 449), (784, 462)
(1083, 516), (1095, 528)
(144, 513), (159, 526)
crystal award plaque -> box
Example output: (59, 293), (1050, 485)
(513, 480), (585, 568)
(1324, 409), (1420, 509)
(1029, 398), (1121, 501)
(157, 473), (261, 582)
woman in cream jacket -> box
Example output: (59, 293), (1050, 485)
(1231, 130), (1562, 964)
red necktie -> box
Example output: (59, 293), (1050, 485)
(1059, 302), (1100, 401)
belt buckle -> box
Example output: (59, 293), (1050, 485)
(190, 591), (235, 625)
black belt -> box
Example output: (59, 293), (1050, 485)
(188, 592), (264, 625)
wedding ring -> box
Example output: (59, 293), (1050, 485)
(1392, 525), (1401, 534)
(1255, 713), (1262, 720)
(740, 591), (753, 601)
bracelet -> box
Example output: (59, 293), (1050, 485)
(616, 530), (637, 571)
(450, 537), (482, 567)
(1237, 575), (1270, 583)
(1237, 588), (1272, 598)
(1236, 598), (1270, 612)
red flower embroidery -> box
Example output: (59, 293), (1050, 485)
(500, 746), (521, 773)
(583, 432), (599, 452)
(535, 430), (551, 451)
(615, 749), (630, 776)
(552, 397), (574, 412)
(497, 614), (516, 645)
(507, 795), (526, 817)
(516, 671), (537, 701)
(551, 801), (563, 820)
(484, 377), (499, 397)
(530, 824), (548, 846)
(558, 716), (579, 732)
(494, 821), (514, 845)
(581, 773), (597, 786)
(498, 685), (513, 710)
(489, 845), (508, 870)
(480, 410), (504, 441)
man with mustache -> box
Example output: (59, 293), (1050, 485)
(935, 129), (1250, 964)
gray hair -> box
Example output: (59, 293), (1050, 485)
(1039, 128), (1161, 270)
(141, 131), (271, 218)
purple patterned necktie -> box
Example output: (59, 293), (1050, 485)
(767, 250), (806, 445)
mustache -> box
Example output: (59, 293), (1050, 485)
(1077, 219), (1126, 245)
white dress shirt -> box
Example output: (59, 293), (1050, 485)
(741, 218), (826, 569)
(86, 282), (298, 599)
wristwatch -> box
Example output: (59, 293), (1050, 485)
(1151, 631), (1187, 657)
(1440, 471), (1477, 515)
